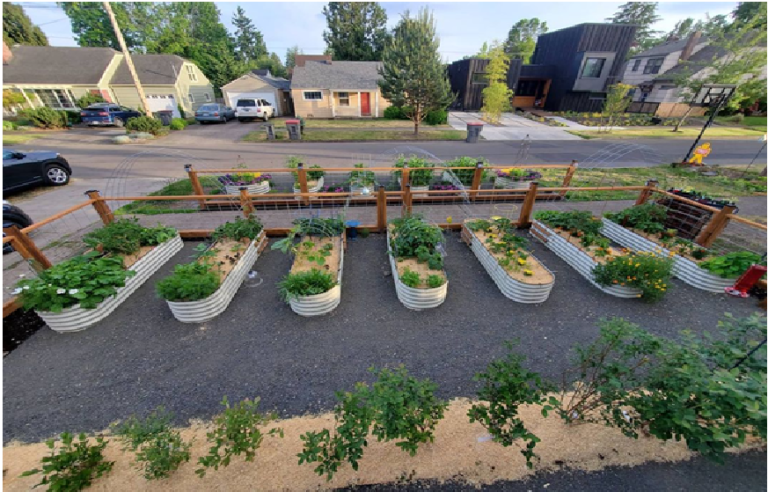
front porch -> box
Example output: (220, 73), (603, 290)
(329, 90), (379, 118)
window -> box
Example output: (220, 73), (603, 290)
(643, 58), (664, 75)
(303, 91), (322, 100)
(188, 93), (194, 103)
(337, 92), (350, 106)
(471, 72), (488, 85)
(631, 59), (641, 72)
(581, 58), (606, 78)
(186, 65), (198, 82)
(237, 99), (256, 107)
(30, 89), (75, 109)
(204, 93), (211, 102)
(588, 92), (607, 101)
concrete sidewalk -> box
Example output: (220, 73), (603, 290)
(449, 111), (582, 140)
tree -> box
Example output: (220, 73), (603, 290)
(59, 2), (137, 50)
(322, 2), (389, 61)
(379, 8), (453, 136)
(666, 18), (695, 40)
(481, 42), (513, 124)
(504, 18), (547, 63)
(285, 45), (303, 71)
(607, 2), (661, 54)
(231, 6), (267, 64)
(733, 2), (767, 30)
(601, 83), (633, 132)
(3, 3), (48, 47)
(255, 52), (287, 79)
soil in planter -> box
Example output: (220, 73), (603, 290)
(619, 226), (707, 263)
(389, 228), (447, 288)
(290, 236), (342, 277)
(201, 238), (254, 282)
(121, 245), (156, 268)
(3, 308), (44, 355)
(471, 228), (553, 284)
(550, 227), (625, 264)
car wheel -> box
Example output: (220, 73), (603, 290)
(221, 116), (227, 124)
(43, 164), (71, 186)
(200, 120), (207, 125)
(263, 113), (269, 122)
(113, 117), (124, 128)
(238, 118), (246, 123)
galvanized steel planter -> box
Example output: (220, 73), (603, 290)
(167, 231), (266, 323)
(531, 220), (642, 299)
(495, 177), (532, 190)
(288, 243), (344, 317)
(387, 229), (448, 310)
(224, 181), (270, 195)
(293, 177), (325, 199)
(40, 234), (184, 333)
(601, 218), (732, 294)
(464, 226), (555, 303)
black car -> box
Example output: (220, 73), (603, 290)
(3, 201), (33, 254)
(3, 150), (72, 192)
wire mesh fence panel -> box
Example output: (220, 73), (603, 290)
(24, 206), (101, 264)
(3, 250), (37, 304)
(710, 219), (768, 258)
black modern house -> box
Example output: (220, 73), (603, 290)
(447, 23), (637, 113)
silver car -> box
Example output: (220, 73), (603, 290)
(194, 103), (235, 124)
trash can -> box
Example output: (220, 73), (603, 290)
(466, 122), (483, 143)
(264, 124), (275, 141)
(286, 119), (302, 140)
(156, 110), (173, 126)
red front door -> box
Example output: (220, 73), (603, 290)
(360, 92), (371, 116)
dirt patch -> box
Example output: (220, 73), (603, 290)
(471, 228), (554, 284)
(3, 398), (760, 491)
(289, 236), (342, 278)
(553, 228), (624, 264)
(202, 238), (254, 282)
(2, 309), (44, 355)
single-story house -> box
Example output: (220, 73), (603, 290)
(2, 44), (214, 117)
(221, 69), (292, 116)
(290, 59), (391, 118)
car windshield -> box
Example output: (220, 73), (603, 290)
(237, 100), (256, 107)
(199, 104), (218, 111)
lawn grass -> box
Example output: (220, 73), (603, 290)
(568, 127), (765, 139)
(302, 118), (448, 129)
(743, 116), (767, 128)
(242, 129), (465, 142)
(2, 133), (44, 146)
(114, 176), (221, 216)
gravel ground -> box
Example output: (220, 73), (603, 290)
(3, 232), (762, 444)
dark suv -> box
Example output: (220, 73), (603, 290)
(3, 150), (72, 192)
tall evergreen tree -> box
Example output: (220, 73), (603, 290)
(231, 6), (267, 64)
(733, 2), (767, 30)
(504, 18), (547, 63)
(322, 2), (389, 61)
(3, 3), (49, 46)
(379, 8), (453, 135)
(607, 2), (661, 54)
(285, 45), (303, 70)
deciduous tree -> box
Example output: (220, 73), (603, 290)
(607, 2), (661, 55)
(601, 83), (633, 133)
(322, 2), (389, 61)
(3, 3), (48, 46)
(481, 42), (514, 124)
(504, 18), (547, 63)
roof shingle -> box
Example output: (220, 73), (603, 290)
(110, 54), (186, 85)
(3, 46), (118, 85)
(291, 61), (383, 90)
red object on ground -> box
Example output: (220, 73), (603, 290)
(725, 264), (767, 297)
(285, 119), (300, 124)
(467, 122), (484, 126)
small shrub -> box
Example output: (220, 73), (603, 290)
(21, 432), (114, 490)
(82, 218), (176, 256)
(76, 93), (105, 109)
(211, 215), (263, 243)
(384, 106), (409, 120)
(700, 251), (764, 279)
(196, 397), (282, 477)
(359, 228), (371, 238)
(593, 251), (674, 301)
(126, 115), (162, 135)
(156, 262), (220, 302)
(65, 110), (82, 124)
(424, 109), (447, 125)
(604, 203), (667, 234)
(278, 269), (336, 301)
(177, 104), (186, 119)
(3, 120), (17, 131)
(426, 274), (444, 288)
(26, 107), (67, 129)
(169, 118), (186, 131)
(400, 267), (421, 288)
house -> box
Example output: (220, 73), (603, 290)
(221, 69), (292, 116)
(447, 23), (637, 113)
(290, 59), (391, 118)
(2, 44), (214, 117)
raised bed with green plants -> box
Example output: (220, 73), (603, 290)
(286, 156), (325, 196)
(157, 215), (265, 323)
(495, 168), (542, 190)
(463, 217), (555, 303)
(14, 219), (181, 332)
(273, 217), (345, 316)
(388, 215), (448, 310)
(218, 167), (272, 195)
(532, 210), (673, 300)
(393, 155), (435, 194)
(347, 163), (377, 197)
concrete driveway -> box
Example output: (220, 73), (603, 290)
(449, 111), (582, 140)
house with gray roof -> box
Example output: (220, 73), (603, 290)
(289, 59), (392, 118)
(2, 44), (214, 117)
(221, 69), (292, 116)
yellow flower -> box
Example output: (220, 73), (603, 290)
(252, 172), (262, 178)
(669, 251), (676, 257)
(491, 216), (502, 221)
(517, 258), (526, 265)
(446, 216), (453, 224)
(523, 269), (533, 276)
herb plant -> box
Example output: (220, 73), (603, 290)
(389, 215), (444, 266)
(400, 268), (421, 288)
(211, 215), (264, 243)
(699, 251), (763, 279)
(534, 210), (602, 237)
(604, 203), (667, 234)
(278, 269), (336, 301)
(196, 397), (282, 477)
(592, 251), (674, 301)
(348, 163), (376, 187)
(156, 262), (220, 302)
(444, 156), (488, 185)
(427, 274), (445, 288)
(393, 155), (435, 187)
(21, 432), (114, 490)
(82, 219), (176, 255)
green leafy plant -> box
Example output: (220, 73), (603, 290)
(278, 269), (336, 301)
(699, 251), (764, 279)
(211, 215), (264, 243)
(444, 156), (488, 185)
(427, 274), (444, 288)
(113, 407), (191, 480)
(348, 163), (376, 187)
(21, 432), (114, 490)
(76, 92), (105, 109)
(126, 115), (162, 135)
(393, 155), (435, 187)
(271, 217), (345, 254)
(196, 397), (282, 478)
(389, 215), (444, 266)
(359, 228), (371, 238)
(468, 342), (557, 468)
(82, 219), (176, 255)
(424, 108), (448, 125)
(604, 203), (668, 234)
(307, 165), (325, 181)
(534, 210), (603, 237)
(156, 262), (220, 302)
(400, 267), (421, 288)
(26, 106), (68, 129)
(169, 118), (187, 131)
(17, 252), (135, 312)
(592, 251), (674, 301)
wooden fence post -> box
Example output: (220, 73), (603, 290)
(185, 164), (206, 209)
(400, 165), (410, 191)
(86, 190), (114, 225)
(695, 204), (736, 247)
(297, 163), (309, 206)
(403, 184), (412, 216)
(560, 160), (578, 197)
(470, 161), (484, 202)
(239, 187), (254, 217)
(376, 186), (387, 232)
(517, 181), (539, 228)
(635, 179), (658, 206)
(4, 225), (52, 272)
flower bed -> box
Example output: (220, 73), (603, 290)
(464, 218), (555, 303)
(16, 220), (182, 333)
(158, 216), (265, 323)
(494, 168), (541, 190)
(218, 171), (272, 195)
(387, 215), (448, 310)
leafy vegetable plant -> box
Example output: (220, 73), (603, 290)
(21, 432), (114, 490)
(156, 262), (220, 302)
(389, 215), (444, 265)
(393, 155), (435, 187)
(400, 267), (421, 288)
(604, 203), (667, 234)
(444, 156), (488, 185)
(699, 251), (763, 279)
(82, 218), (176, 255)
(211, 214), (264, 243)
(348, 163), (376, 187)
(278, 269), (336, 301)
(592, 251), (674, 301)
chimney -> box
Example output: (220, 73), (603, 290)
(680, 31), (702, 62)
(3, 42), (12, 65)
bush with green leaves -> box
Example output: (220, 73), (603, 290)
(196, 397), (282, 478)
(298, 365), (446, 481)
(278, 269), (337, 301)
(468, 342), (557, 468)
(126, 115), (162, 135)
(26, 107), (68, 129)
(604, 203), (668, 234)
(424, 108), (447, 125)
(383, 105), (411, 120)
(4, 120), (17, 130)
(271, 217), (345, 254)
(400, 267), (421, 288)
(82, 219), (176, 256)
(211, 215), (264, 243)
(76, 92), (105, 109)
(426, 274), (445, 288)
(393, 155), (435, 187)
(444, 156), (489, 186)
(21, 432), (114, 490)
(348, 163), (376, 187)
(699, 251), (764, 279)
(17, 252), (135, 312)
(156, 262), (220, 302)
(592, 251), (674, 301)
(534, 210), (603, 236)
(169, 118), (187, 131)
(389, 215), (444, 269)
(113, 407), (190, 480)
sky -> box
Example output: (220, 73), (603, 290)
(20, 1), (741, 63)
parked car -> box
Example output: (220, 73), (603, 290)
(195, 103), (235, 124)
(236, 98), (274, 122)
(3, 149), (72, 192)
(3, 201), (33, 254)
(81, 103), (141, 127)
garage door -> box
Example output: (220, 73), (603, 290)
(146, 94), (181, 117)
(226, 91), (279, 116)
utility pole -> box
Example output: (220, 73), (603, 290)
(103, 2), (152, 117)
